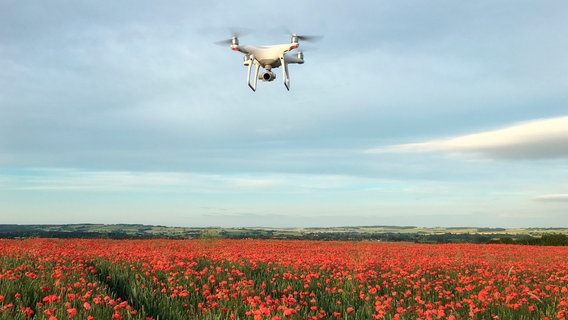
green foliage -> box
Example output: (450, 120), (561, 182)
(490, 233), (568, 246)
(1, 224), (568, 246)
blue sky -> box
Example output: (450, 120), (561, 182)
(1, 0), (567, 228)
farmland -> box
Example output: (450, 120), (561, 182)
(1, 238), (568, 319)
(2, 224), (568, 244)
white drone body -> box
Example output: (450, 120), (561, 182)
(223, 34), (311, 91)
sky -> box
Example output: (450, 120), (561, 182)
(1, 0), (567, 228)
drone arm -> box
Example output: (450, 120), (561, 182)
(280, 56), (290, 91)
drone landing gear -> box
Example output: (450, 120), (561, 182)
(280, 57), (290, 91)
(246, 57), (260, 92)
(245, 57), (290, 92)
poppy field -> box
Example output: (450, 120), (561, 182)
(1, 238), (567, 319)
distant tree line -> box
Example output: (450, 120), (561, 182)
(0, 230), (200, 240)
(219, 230), (568, 246)
(1, 225), (567, 246)
(488, 233), (568, 246)
(0, 230), (155, 239)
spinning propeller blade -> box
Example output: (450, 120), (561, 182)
(214, 39), (233, 46)
(294, 34), (323, 42)
(277, 27), (322, 42)
(214, 28), (249, 46)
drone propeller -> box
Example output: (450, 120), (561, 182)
(214, 38), (234, 46)
(214, 34), (241, 49)
(214, 28), (249, 46)
(289, 33), (322, 47)
(228, 27), (249, 37)
(293, 34), (323, 42)
(276, 26), (322, 42)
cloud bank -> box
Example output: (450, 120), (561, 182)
(367, 116), (568, 160)
(535, 194), (568, 203)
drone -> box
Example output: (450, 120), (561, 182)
(217, 33), (320, 91)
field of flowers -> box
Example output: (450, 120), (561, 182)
(1, 238), (567, 319)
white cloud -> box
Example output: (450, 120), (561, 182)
(0, 169), (377, 193)
(227, 177), (284, 188)
(4, 169), (193, 192)
(535, 194), (568, 203)
(367, 116), (568, 160)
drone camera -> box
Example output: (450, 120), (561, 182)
(259, 71), (276, 82)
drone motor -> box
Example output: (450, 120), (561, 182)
(243, 54), (252, 66)
(296, 51), (304, 63)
